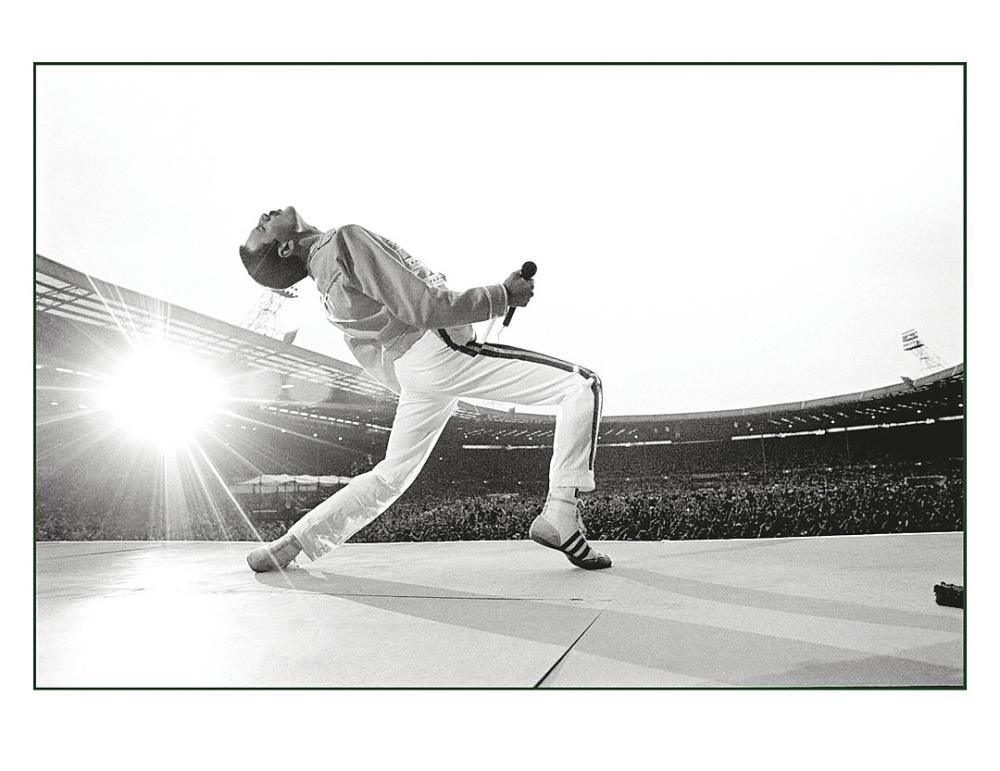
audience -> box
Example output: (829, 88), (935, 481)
(36, 461), (962, 543)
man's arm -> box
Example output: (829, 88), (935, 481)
(336, 224), (510, 328)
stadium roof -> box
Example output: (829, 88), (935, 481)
(229, 353), (964, 449)
(35, 254), (391, 399)
(609, 364), (965, 424)
(452, 363), (964, 444)
(36, 254), (964, 442)
(35, 255), (526, 423)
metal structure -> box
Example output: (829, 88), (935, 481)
(241, 287), (298, 339)
(902, 328), (945, 372)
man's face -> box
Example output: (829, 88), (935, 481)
(243, 206), (304, 251)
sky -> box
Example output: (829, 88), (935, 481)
(36, 64), (964, 416)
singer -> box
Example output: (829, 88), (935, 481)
(238, 208), (609, 572)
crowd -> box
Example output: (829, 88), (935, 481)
(34, 498), (265, 542)
(36, 462), (962, 543)
(353, 465), (962, 542)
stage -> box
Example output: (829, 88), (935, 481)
(35, 532), (964, 688)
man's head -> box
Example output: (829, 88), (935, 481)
(239, 206), (313, 289)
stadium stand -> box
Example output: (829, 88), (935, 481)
(35, 255), (964, 544)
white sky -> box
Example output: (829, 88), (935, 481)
(36, 65), (963, 415)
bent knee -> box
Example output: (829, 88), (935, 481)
(579, 369), (602, 400)
(564, 367), (600, 391)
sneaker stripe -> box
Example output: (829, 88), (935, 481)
(571, 541), (591, 559)
(561, 533), (583, 553)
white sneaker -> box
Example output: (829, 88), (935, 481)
(246, 533), (302, 572)
(528, 494), (612, 570)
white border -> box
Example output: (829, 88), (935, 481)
(9, 1), (998, 768)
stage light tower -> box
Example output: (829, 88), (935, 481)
(242, 287), (299, 340)
(901, 329), (945, 373)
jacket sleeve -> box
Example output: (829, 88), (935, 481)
(335, 224), (508, 328)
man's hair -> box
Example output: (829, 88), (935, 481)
(239, 239), (309, 289)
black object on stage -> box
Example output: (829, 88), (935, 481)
(933, 582), (964, 608)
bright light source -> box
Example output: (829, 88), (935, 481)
(97, 345), (226, 448)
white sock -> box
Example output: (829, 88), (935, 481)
(543, 487), (583, 538)
(551, 486), (577, 502)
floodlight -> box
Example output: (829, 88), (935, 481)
(97, 344), (226, 448)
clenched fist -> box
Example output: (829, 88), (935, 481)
(503, 271), (535, 308)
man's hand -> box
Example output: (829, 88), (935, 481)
(503, 271), (535, 308)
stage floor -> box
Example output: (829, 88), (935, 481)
(35, 533), (964, 688)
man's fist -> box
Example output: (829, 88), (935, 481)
(503, 271), (535, 308)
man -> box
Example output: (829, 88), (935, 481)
(239, 207), (610, 571)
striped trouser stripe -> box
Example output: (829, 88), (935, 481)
(436, 329), (603, 471)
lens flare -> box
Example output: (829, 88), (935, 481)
(97, 345), (226, 448)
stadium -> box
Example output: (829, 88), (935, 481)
(35, 254), (965, 687)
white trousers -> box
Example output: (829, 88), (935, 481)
(289, 330), (603, 559)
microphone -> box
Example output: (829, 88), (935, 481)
(502, 261), (537, 327)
